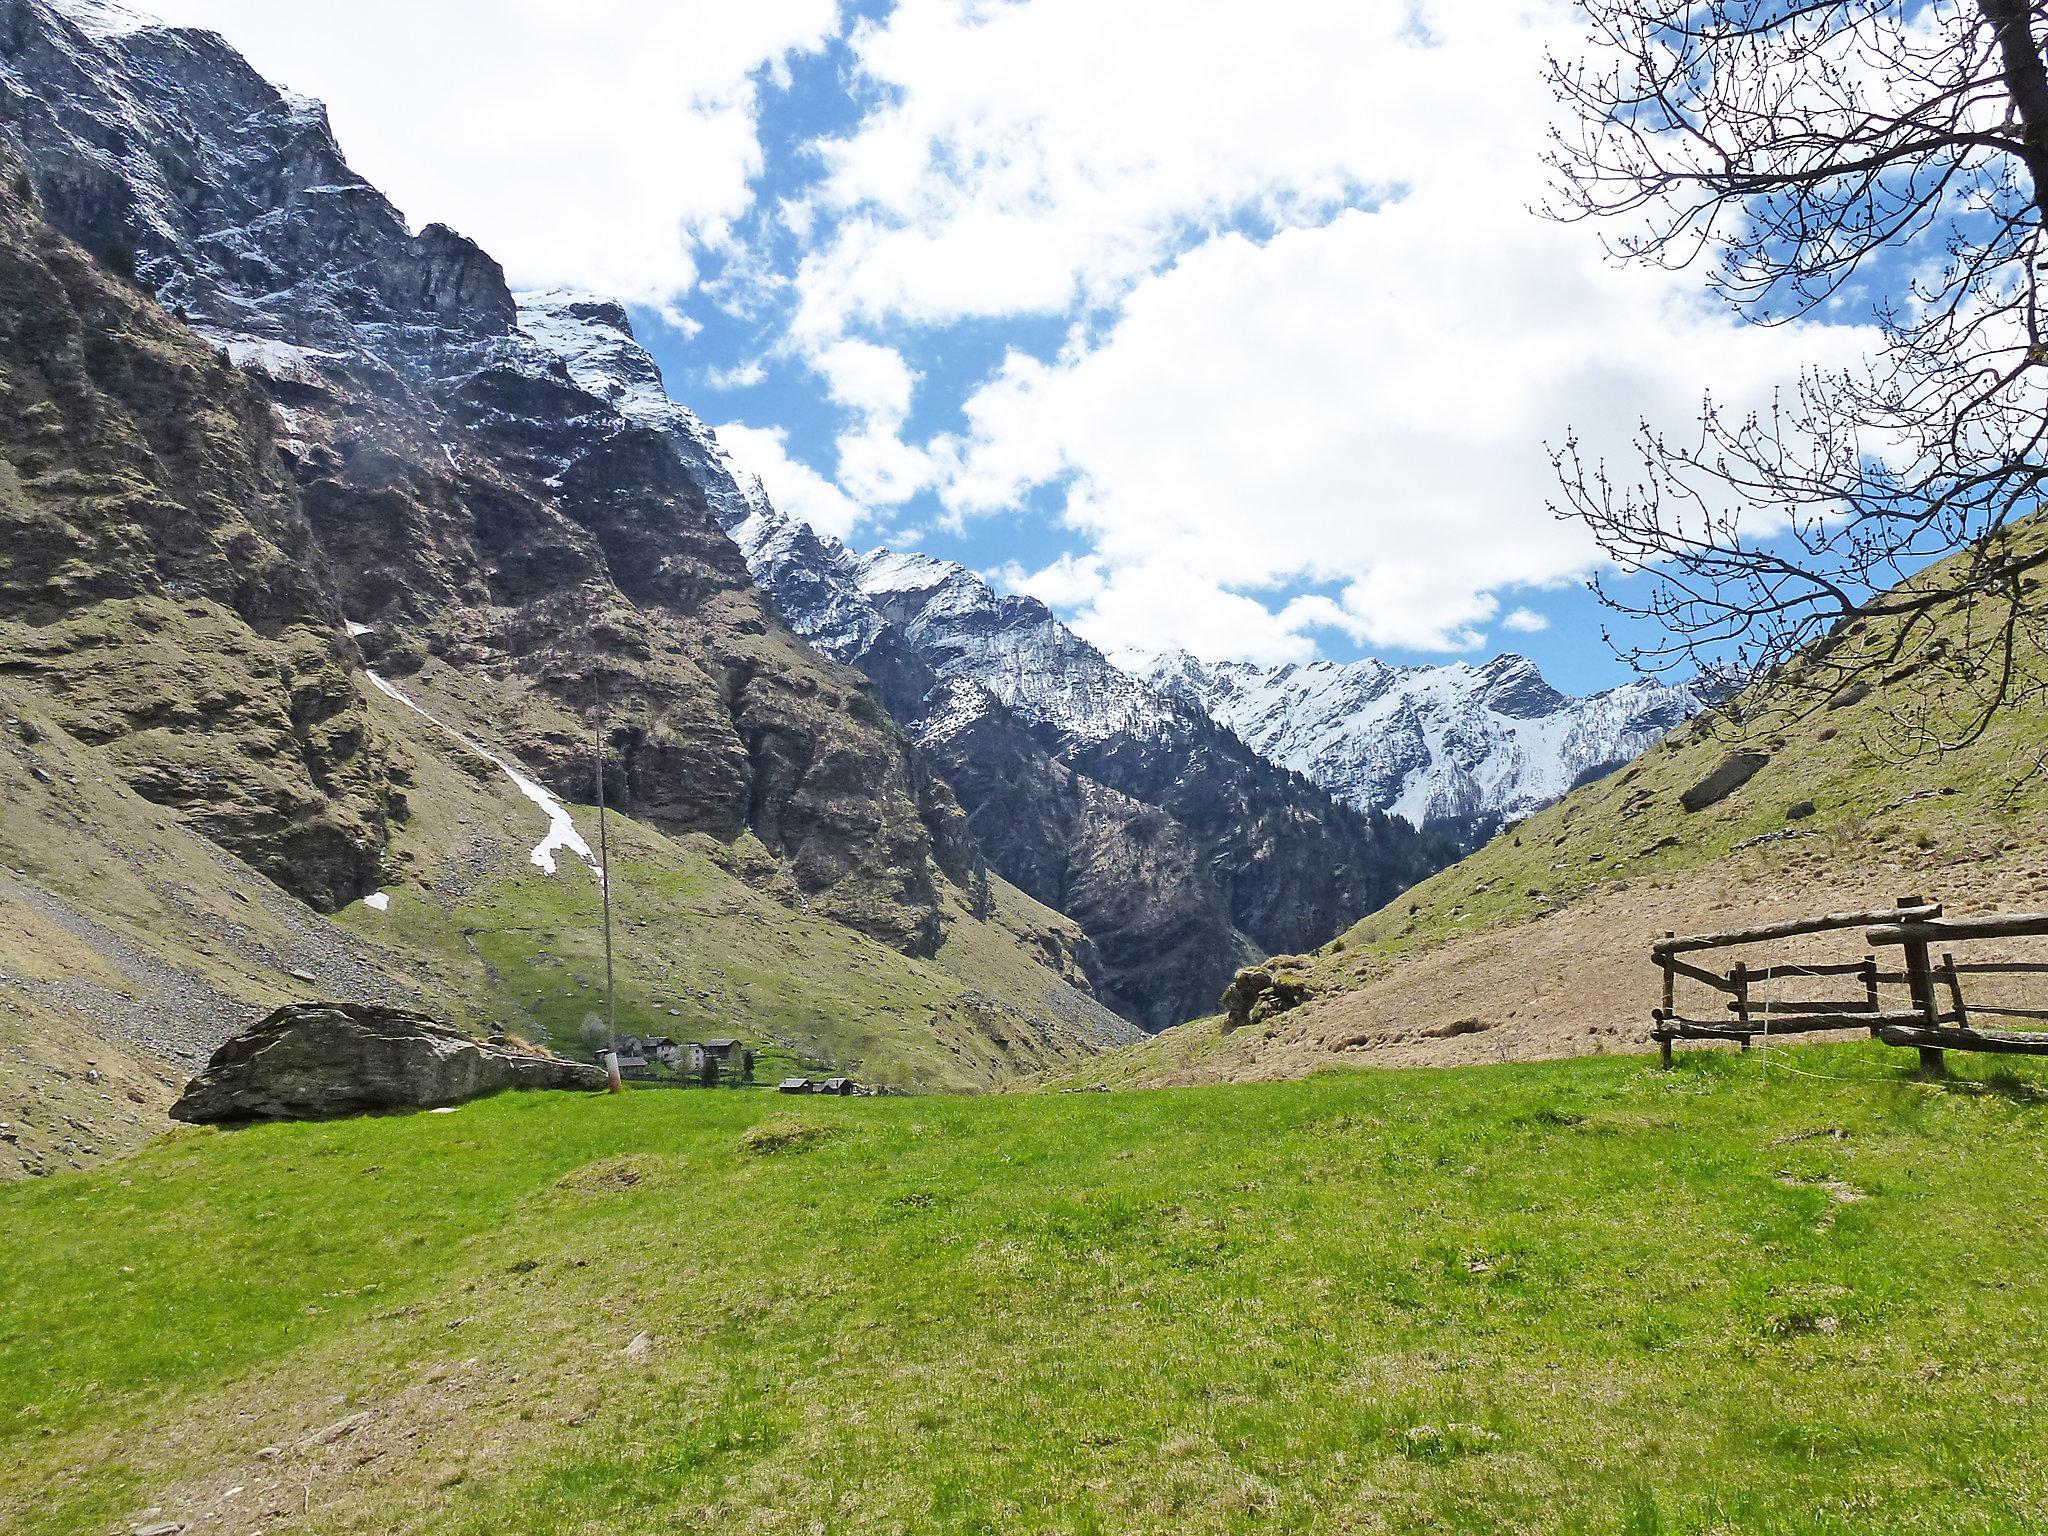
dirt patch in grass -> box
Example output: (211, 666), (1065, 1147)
(1091, 842), (2048, 1088)
(552, 1153), (674, 1193)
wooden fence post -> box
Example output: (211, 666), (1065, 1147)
(1732, 960), (1752, 1051)
(1861, 956), (1881, 1036)
(1940, 953), (1969, 1030)
(1899, 894), (1944, 1080)
(1660, 933), (1676, 1069)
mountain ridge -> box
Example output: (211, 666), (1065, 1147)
(1135, 647), (1698, 830)
(721, 496), (1459, 1026)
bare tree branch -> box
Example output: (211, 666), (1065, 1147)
(1543, 0), (2048, 755)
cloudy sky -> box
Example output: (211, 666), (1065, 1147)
(126, 0), (1863, 689)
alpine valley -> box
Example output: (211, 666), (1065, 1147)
(13, 5), (2048, 1535)
(0, 0), (1691, 1161)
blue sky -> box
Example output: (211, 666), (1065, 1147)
(125, 0), (1873, 695)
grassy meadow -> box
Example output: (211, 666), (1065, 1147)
(5, 1045), (2048, 1534)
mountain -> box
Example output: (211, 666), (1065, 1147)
(0, 0), (1134, 1140)
(721, 499), (1459, 1028)
(1070, 519), (2048, 1088)
(0, 0), (977, 944)
(1137, 650), (1698, 832)
(0, 0), (1666, 1061)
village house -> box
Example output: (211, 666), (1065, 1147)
(593, 1035), (757, 1085)
(602, 1037), (651, 1071)
(697, 1039), (755, 1083)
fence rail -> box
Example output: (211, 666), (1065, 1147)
(1651, 896), (2048, 1077)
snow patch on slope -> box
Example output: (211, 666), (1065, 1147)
(363, 671), (599, 878)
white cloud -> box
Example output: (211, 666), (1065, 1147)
(814, 338), (918, 422)
(1502, 608), (1551, 634)
(796, 0), (1398, 339)
(124, 0), (839, 311)
(127, 0), (1888, 669)
(715, 423), (868, 542)
(807, 338), (938, 505)
(835, 425), (937, 507)
(705, 359), (768, 390)
(938, 202), (1868, 654)
(989, 552), (1105, 610)
(798, 0), (1876, 661)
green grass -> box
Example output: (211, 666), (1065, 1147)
(7, 1047), (2048, 1533)
(362, 842), (953, 1069)
(342, 832), (1110, 1092)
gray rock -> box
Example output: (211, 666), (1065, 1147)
(298, 1411), (373, 1449)
(1680, 751), (1772, 813)
(170, 1004), (605, 1124)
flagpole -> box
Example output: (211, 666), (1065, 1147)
(595, 687), (620, 1092)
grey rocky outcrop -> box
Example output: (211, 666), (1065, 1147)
(1221, 958), (1320, 1032)
(170, 1003), (605, 1123)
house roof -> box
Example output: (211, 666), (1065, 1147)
(702, 1038), (740, 1050)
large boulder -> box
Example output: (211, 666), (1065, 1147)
(170, 1004), (606, 1124)
(1221, 957), (1320, 1032)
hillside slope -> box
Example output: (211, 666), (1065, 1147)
(0, 652), (1133, 1180)
(1089, 528), (2048, 1087)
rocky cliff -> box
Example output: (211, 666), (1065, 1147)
(0, 142), (388, 908)
(0, 0), (983, 955)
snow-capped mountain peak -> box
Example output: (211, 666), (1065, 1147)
(49, 0), (153, 36)
(1135, 647), (1696, 828)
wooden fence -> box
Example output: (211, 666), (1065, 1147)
(1651, 895), (2048, 1078)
